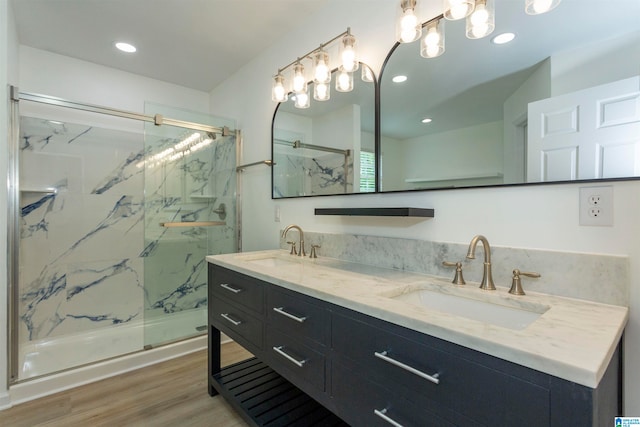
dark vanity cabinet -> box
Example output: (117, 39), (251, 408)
(208, 264), (622, 427)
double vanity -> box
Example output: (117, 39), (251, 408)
(207, 248), (627, 426)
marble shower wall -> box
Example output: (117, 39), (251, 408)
(19, 117), (145, 342)
(273, 151), (353, 197)
(19, 117), (237, 345)
(142, 131), (237, 320)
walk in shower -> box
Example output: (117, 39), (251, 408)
(8, 91), (238, 382)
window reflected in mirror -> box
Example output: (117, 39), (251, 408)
(272, 63), (377, 198)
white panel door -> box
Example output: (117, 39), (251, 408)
(527, 76), (640, 182)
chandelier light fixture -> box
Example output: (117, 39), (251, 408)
(466, 0), (495, 40)
(399, 0), (561, 58)
(397, 0), (422, 43)
(271, 28), (362, 108)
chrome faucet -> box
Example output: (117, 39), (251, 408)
(282, 224), (305, 257)
(466, 235), (496, 290)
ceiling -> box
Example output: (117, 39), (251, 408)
(11, 0), (329, 92)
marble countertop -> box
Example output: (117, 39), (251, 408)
(207, 249), (628, 388)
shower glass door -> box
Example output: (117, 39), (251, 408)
(142, 104), (237, 348)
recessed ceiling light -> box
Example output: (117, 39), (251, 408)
(492, 32), (516, 45)
(115, 42), (137, 53)
(421, 118), (433, 124)
(392, 75), (408, 83)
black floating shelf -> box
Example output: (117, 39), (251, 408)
(315, 207), (434, 218)
(211, 357), (348, 427)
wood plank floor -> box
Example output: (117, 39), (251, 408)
(0, 341), (254, 427)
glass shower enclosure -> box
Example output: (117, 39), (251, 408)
(9, 92), (238, 382)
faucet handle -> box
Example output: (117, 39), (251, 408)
(509, 269), (541, 295)
(442, 261), (466, 285)
(286, 241), (297, 256)
(309, 244), (321, 259)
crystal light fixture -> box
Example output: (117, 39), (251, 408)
(420, 18), (445, 58)
(466, 0), (495, 39)
(397, 0), (422, 43)
(313, 49), (331, 84)
(271, 28), (361, 108)
(339, 31), (359, 72)
(444, 0), (475, 20)
(271, 73), (288, 102)
(291, 62), (307, 94)
(336, 68), (354, 92)
(525, 0), (561, 15)
(314, 81), (331, 101)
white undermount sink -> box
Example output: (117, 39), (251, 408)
(240, 254), (303, 268)
(390, 288), (549, 330)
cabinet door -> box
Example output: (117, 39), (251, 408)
(332, 311), (550, 426)
(210, 296), (263, 352)
(267, 287), (330, 346)
(210, 265), (265, 314)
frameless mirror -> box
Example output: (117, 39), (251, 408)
(272, 63), (376, 198)
(380, 0), (640, 192)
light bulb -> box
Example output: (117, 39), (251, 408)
(526, 0), (560, 14)
(292, 63), (306, 93)
(314, 82), (330, 101)
(445, 0), (473, 20)
(399, 9), (420, 43)
(294, 91), (310, 109)
(341, 46), (356, 72)
(420, 20), (445, 58)
(532, 0), (555, 13)
(340, 33), (358, 72)
(271, 74), (288, 102)
(471, 23), (489, 38)
(470, 4), (489, 26)
(336, 69), (353, 92)
(314, 51), (331, 84)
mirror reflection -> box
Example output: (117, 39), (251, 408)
(272, 64), (376, 198)
(380, 0), (640, 192)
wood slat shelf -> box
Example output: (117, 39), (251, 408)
(315, 207), (434, 217)
(211, 357), (348, 427)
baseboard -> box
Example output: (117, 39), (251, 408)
(0, 391), (11, 411)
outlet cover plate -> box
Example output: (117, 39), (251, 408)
(579, 186), (613, 226)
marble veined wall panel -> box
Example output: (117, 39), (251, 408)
(19, 117), (145, 342)
(143, 133), (237, 317)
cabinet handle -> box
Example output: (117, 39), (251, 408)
(272, 346), (307, 367)
(219, 283), (242, 293)
(374, 351), (440, 385)
(273, 307), (307, 323)
(374, 408), (404, 427)
(220, 313), (242, 326)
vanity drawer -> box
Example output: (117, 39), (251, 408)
(265, 328), (325, 392)
(267, 287), (329, 346)
(332, 361), (468, 427)
(210, 297), (263, 351)
(332, 311), (550, 426)
(209, 265), (264, 314)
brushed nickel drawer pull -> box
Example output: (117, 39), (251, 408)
(374, 408), (404, 427)
(374, 351), (440, 385)
(220, 283), (242, 293)
(220, 313), (242, 326)
(273, 307), (307, 323)
(272, 346), (307, 367)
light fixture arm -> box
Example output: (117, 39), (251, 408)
(275, 28), (352, 77)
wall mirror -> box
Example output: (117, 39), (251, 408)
(380, 0), (640, 192)
(272, 63), (376, 198)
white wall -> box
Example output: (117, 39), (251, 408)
(210, 0), (640, 413)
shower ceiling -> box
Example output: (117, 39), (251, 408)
(10, 0), (329, 92)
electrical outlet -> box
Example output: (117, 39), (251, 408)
(579, 186), (613, 226)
